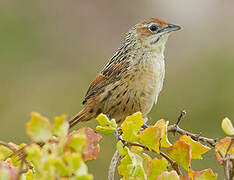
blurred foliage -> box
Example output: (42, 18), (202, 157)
(1, 112), (233, 179)
(0, 113), (102, 179)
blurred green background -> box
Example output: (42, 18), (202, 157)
(0, 0), (234, 179)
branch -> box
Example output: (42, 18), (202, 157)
(0, 141), (18, 153)
(108, 150), (120, 180)
(122, 141), (182, 176)
(168, 125), (217, 147)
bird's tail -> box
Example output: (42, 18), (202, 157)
(68, 108), (90, 128)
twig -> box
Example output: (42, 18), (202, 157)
(108, 150), (120, 180)
(15, 157), (28, 180)
(167, 125), (217, 147)
(175, 110), (186, 126)
(224, 138), (234, 180)
(0, 141), (18, 153)
(159, 151), (182, 175)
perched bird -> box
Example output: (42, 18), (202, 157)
(69, 18), (181, 128)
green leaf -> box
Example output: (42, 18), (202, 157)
(221, 117), (234, 136)
(54, 158), (70, 176)
(72, 174), (93, 180)
(121, 112), (144, 142)
(148, 157), (168, 180)
(96, 114), (117, 135)
(138, 124), (163, 154)
(25, 144), (42, 168)
(117, 141), (127, 156)
(180, 135), (210, 159)
(63, 152), (81, 173)
(118, 148), (145, 179)
(26, 112), (52, 142)
(166, 140), (191, 171)
(0, 146), (12, 161)
(157, 171), (180, 180)
(66, 130), (87, 153)
(52, 114), (69, 138)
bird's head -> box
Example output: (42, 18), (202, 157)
(125, 18), (181, 51)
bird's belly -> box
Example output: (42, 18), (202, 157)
(101, 59), (165, 123)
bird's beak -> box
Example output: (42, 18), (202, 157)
(158, 24), (181, 33)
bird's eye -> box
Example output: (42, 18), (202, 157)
(149, 24), (158, 32)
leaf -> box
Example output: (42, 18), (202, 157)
(54, 158), (70, 176)
(117, 141), (127, 156)
(65, 129), (87, 153)
(148, 157), (168, 180)
(0, 161), (17, 180)
(157, 170), (180, 180)
(52, 114), (69, 137)
(180, 135), (210, 159)
(190, 168), (217, 180)
(66, 128), (102, 161)
(63, 152), (81, 173)
(221, 117), (234, 136)
(214, 137), (234, 166)
(118, 148), (145, 179)
(96, 113), (117, 135)
(121, 112), (144, 142)
(81, 127), (102, 161)
(138, 123), (163, 154)
(166, 140), (191, 171)
(155, 119), (172, 148)
(72, 174), (93, 180)
(26, 112), (52, 142)
(0, 146), (12, 161)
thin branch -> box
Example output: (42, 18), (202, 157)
(167, 125), (217, 147)
(122, 141), (182, 176)
(108, 150), (120, 180)
(175, 110), (186, 126)
(159, 151), (182, 176)
(0, 141), (18, 153)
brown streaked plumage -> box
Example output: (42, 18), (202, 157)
(69, 18), (181, 128)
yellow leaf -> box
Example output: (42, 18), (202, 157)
(155, 119), (171, 148)
(121, 112), (144, 142)
(166, 140), (191, 171)
(180, 135), (210, 159)
(221, 117), (234, 136)
(138, 124), (163, 154)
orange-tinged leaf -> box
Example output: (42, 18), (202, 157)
(138, 124), (163, 154)
(157, 170), (180, 180)
(65, 127), (102, 161)
(190, 168), (217, 180)
(214, 137), (234, 166)
(148, 157), (168, 180)
(121, 112), (144, 142)
(180, 135), (210, 159)
(166, 140), (191, 171)
(155, 119), (171, 148)
(81, 127), (102, 161)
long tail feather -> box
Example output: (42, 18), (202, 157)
(68, 109), (88, 128)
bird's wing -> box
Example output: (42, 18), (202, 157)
(82, 59), (129, 105)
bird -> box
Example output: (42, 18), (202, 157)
(69, 18), (181, 128)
